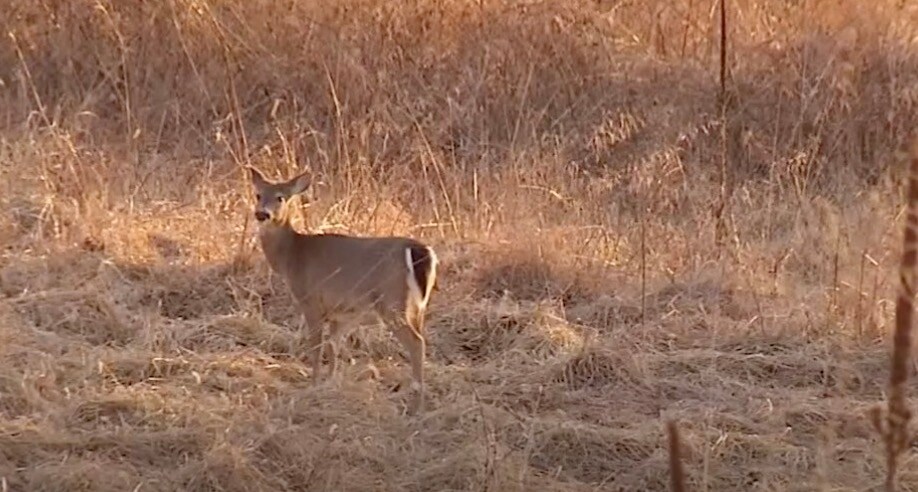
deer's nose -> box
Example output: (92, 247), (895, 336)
(254, 211), (270, 222)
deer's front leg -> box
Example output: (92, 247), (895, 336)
(302, 309), (326, 383)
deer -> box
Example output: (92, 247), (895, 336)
(246, 167), (438, 413)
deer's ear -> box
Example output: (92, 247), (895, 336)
(248, 167), (268, 187)
(287, 170), (312, 196)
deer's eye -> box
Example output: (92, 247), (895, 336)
(277, 196), (285, 203)
(255, 194), (262, 200)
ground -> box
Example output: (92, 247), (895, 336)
(1, 1), (918, 491)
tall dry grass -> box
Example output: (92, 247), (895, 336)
(0, 0), (917, 490)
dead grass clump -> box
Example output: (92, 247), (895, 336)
(18, 458), (140, 492)
(253, 285), (304, 326)
(0, 424), (208, 479)
(197, 353), (310, 394)
(66, 395), (165, 430)
(136, 266), (238, 321)
(5, 195), (42, 236)
(0, 373), (37, 418)
(410, 446), (488, 491)
(118, 260), (296, 330)
(12, 290), (133, 346)
(96, 351), (195, 386)
(86, 429), (211, 469)
(268, 382), (396, 428)
(147, 232), (188, 260)
(654, 347), (868, 395)
(180, 442), (282, 492)
(97, 349), (305, 401)
(526, 422), (660, 486)
(651, 275), (755, 321)
(708, 434), (814, 490)
(474, 249), (598, 304)
(183, 280), (246, 320)
(178, 315), (296, 355)
(563, 294), (643, 330)
(409, 441), (521, 492)
(0, 250), (103, 297)
(251, 428), (332, 489)
(251, 422), (426, 491)
(783, 401), (875, 442)
(373, 400), (526, 491)
(441, 300), (586, 363)
(555, 345), (646, 391)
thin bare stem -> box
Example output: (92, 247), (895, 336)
(668, 420), (687, 492)
(885, 137), (918, 491)
(640, 210), (647, 328)
(719, 0), (727, 98)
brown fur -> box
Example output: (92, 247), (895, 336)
(249, 167), (438, 413)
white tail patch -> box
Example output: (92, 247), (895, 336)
(405, 247), (425, 308)
(405, 246), (437, 309)
(425, 247), (438, 305)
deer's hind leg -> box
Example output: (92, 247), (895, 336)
(326, 317), (352, 380)
(385, 310), (426, 414)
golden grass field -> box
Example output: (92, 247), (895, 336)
(1, 1), (917, 490)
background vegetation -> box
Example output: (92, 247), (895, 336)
(0, 0), (917, 489)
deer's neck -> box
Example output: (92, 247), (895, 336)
(257, 220), (300, 275)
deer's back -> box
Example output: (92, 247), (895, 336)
(284, 233), (423, 314)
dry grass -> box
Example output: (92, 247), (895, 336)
(0, 0), (917, 490)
